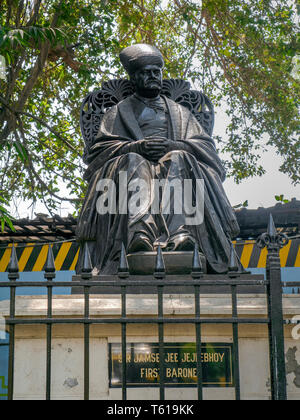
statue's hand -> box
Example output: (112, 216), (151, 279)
(141, 137), (171, 161)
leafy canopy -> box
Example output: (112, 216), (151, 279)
(0, 0), (299, 218)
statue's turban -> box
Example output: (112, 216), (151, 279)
(119, 44), (164, 74)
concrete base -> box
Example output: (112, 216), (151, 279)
(1, 293), (300, 400)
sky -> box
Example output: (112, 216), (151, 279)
(213, 105), (300, 209)
(222, 151), (299, 209)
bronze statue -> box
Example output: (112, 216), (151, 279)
(76, 44), (241, 274)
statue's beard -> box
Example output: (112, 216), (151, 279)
(134, 81), (162, 98)
(138, 87), (161, 98)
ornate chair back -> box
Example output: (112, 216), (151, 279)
(80, 78), (214, 161)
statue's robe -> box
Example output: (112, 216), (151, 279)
(76, 94), (240, 274)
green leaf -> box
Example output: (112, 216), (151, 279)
(242, 200), (248, 207)
(13, 142), (28, 163)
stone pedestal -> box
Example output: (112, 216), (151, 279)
(1, 293), (300, 400)
(127, 251), (207, 275)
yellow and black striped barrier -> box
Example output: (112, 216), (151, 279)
(0, 238), (299, 272)
(0, 242), (79, 272)
(233, 239), (300, 269)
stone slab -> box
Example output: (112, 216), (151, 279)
(1, 294), (299, 317)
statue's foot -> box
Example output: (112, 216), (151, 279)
(128, 233), (154, 253)
(166, 232), (196, 251)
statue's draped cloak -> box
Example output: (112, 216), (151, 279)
(76, 95), (240, 274)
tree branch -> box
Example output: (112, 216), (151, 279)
(0, 95), (78, 152)
(16, 109), (78, 152)
(16, 126), (80, 204)
(26, 0), (42, 27)
(16, 0), (64, 111)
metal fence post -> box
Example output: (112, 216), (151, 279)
(154, 246), (165, 401)
(191, 243), (203, 400)
(118, 243), (129, 401)
(228, 243), (241, 400)
(7, 245), (19, 400)
(81, 243), (92, 401)
(44, 245), (56, 400)
(257, 214), (288, 400)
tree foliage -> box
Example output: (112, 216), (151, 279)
(0, 0), (299, 217)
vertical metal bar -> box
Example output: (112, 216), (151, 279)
(44, 245), (55, 401)
(81, 243), (92, 401)
(158, 285), (165, 400)
(154, 246), (166, 400)
(7, 245), (19, 401)
(7, 289), (15, 401)
(118, 244), (129, 401)
(194, 284), (203, 400)
(84, 284), (90, 401)
(266, 256), (287, 400)
(231, 285), (240, 400)
(46, 287), (52, 400)
(192, 243), (203, 400)
(121, 285), (127, 401)
(256, 216), (287, 400)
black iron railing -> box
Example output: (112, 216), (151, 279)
(0, 215), (290, 400)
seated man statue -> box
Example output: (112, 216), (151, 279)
(76, 43), (240, 274)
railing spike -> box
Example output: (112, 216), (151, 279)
(82, 242), (93, 273)
(191, 243), (203, 278)
(267, 213), (277, 237)
(44, 245), (55, 273)
(154, 245), (165, 277)
(8, 244), (19, 273)
(228, 242), (238, 274)
(118, 243), (129, 275)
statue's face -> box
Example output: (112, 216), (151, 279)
(131, 64), (163, 96)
